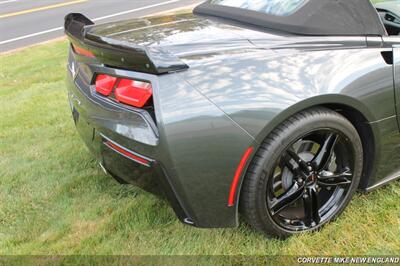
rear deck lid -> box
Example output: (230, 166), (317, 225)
(65, 12), (258, 74)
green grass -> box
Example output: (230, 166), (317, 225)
(0, 40), (399, 256)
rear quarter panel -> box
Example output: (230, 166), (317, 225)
(180, 42), (399, 193)
(154, 73), (256, 227)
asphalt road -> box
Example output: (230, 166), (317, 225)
(0, 0), (202, 52)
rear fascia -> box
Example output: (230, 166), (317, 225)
(67, 50), (197, 225)
(67, 48), (256, 228)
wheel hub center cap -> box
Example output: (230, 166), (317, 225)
(306, 172), (318, 185)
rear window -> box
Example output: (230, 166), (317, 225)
(210, 0), (310, 16)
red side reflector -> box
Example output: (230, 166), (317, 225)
(72, 44), (95, 58)
(104, 140), (151, 167)
(115, 79), (152, 108)
(228, 147), (254, 207)
(95, 74), (117, 96)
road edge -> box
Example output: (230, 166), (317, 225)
(0, 4), (196, 56)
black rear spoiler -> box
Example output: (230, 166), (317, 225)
(64, 13), (189, 74)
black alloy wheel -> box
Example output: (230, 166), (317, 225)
(240, 108), (364, 238)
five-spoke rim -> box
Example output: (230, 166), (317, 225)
(266, 129), (355, 231)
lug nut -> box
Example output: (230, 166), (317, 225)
(307, 166), (313, 171)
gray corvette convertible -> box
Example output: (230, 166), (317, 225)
(65, 0), (400, 238)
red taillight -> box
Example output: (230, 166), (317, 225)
(94, 74), (153, 108)
(115, 79), (152, 108)
(95, 74), (117, 96)
(228, 147), (254, 207)
(72, 43), (95, 58)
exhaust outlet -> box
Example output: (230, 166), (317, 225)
(99, 162), (108, 175)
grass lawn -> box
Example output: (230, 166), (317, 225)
(0, 38), (399, 256)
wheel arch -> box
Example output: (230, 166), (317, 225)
(320, 103), (376, 190)
(235, 95), (380, 214)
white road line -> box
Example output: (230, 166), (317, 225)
(0, 27), (64, 45)
(0, 0), (18, 4)
(92, 0), (181, 22)
(0, 0), (183, 45)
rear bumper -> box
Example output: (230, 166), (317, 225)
(66, 58), (195, 226)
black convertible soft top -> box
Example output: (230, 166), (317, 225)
(194, 0), (387, 36)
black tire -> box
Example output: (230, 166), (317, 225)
(240, 107), (363, 238)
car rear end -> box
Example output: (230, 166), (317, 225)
(64, 10), (266, 229)
(65, 13), (194, 224)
